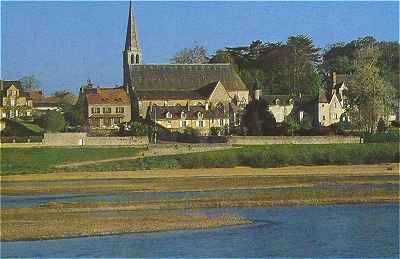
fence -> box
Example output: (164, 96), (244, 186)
(227, 135), (360, 145)
(42, 133), (148, 146)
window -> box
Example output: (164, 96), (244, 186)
(103, 107), (111, 113)
(197, 112), (203, 120)
(136, 54), (140, 64)
(167, 121), (172, 128)
(335, 114), (338, 119)
(322, 104), (325, 107)
(181, 111), (186, 119)
(289, 98), (294, 105)
(219, 119), (224, 127)
(91, 107), (100, 114)
(180, 120), (187, 128)
(116, 107), (125, 113)
(166, 112), (172, 119)
(198, 120), (204, 128)
(322, 115), (326, 121)
(10, 99), (15, 106)
(334, 103), (337, 108)
(275, 99), (281, 105)
(114, 117), (121, 124)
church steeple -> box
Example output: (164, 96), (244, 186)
(125, 1), (140, 53)
(123, 1), (141, 86)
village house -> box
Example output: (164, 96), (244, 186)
(27, 90), (77, 112)
(80, 85), (131, 130)
(0, 80), (33, 119)
(318, 72), (348, 126)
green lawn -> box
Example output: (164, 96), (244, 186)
(0, 147), (139, 175)
(69, 143), (400, 172)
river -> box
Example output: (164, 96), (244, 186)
(1, 203), (398, 258)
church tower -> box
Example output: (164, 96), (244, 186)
(123, 1), (141, 86)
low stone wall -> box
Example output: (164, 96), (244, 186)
(43, 133), (148, 146)
(43, 133), (87, 146)
(228, 136), (360, 145)
(84, 136), (148, 146)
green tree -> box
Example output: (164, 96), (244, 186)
(346, 47), (393, 134)
(170, 45), (208, 64)
(20, 75), (40, 91)
(38, 110), (66, 132)
(62, 103), (83, 127)
(284, 116), (301, 136)
(242, 99), (277, 135)
(128, 122), (150, 136)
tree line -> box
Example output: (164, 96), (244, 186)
(171, 35), (399, 134)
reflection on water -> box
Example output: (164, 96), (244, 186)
(1, 204), (398, 258)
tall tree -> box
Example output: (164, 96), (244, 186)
(346, 47), (393, 134)
(20, 75), (40, 91)
(170, 45), (208, 64)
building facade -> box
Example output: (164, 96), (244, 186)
(81, 86), (131, 130)
(0, 80), (33, 119)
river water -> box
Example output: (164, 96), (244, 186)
(1, 203), (398, 258)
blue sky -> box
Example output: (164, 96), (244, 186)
(1, 1), (399, 94)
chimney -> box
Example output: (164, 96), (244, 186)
(332, 72), (337, 86)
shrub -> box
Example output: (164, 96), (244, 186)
(37, 111), (66, 132)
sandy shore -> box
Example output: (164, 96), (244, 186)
(1, 163), (398, 241)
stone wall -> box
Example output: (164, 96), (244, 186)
(228, 136), (359, 145)
(43, 133), (87, 146)
(43, 133), (148, 146)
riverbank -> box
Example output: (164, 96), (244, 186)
(1, 164), (398, 241)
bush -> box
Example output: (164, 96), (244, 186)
(37, 110), (66, 132)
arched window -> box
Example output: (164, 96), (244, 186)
(289, 98), (294, 105)
(197, 112), (203, 120)
(166, 112), (172, 119)
(136, 54), (140, 64)
(275, 99), (281, 105)
(181, 111), (186, 119)
(131, 55), (135, 64)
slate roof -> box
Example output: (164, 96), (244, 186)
(136, 81), (220, 101)
(85, 87), (130, 105)
(261, 95), (293, 105)
(129, 64), (248, 92)
(150, 105), (227, 120)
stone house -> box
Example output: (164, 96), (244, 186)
(81, 86), (131, 130)
(318, 72), (348, 126)
(0, 80), (33, 119)
(261, 94), (318, 125)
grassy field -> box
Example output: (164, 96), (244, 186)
(0, 147), (139, 175)
(67, 143), (400, 172)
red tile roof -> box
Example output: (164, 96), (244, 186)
(86, 87), (130, 105)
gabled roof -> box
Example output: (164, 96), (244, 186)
(0, 80), (23, 92)
(129, 64), (248, 92)
(85, 87), (130, 105)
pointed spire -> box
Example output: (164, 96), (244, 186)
(125, 1), (140, 51)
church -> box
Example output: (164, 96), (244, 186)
(121, 2), (250, 135)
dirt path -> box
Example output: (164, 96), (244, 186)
(54, 145), (236, 168)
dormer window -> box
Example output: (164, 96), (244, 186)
(275, 99), (281, 105)
(197, 112), (203, 120)
(181, 111), (186, 119)
(166, 112), (172, 119)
